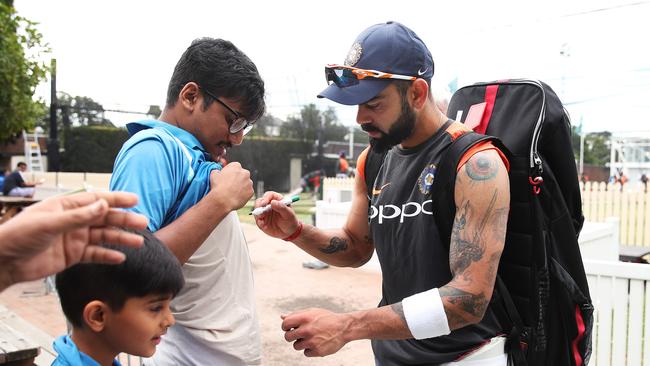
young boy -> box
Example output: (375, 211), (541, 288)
(53, 229), (184, 366)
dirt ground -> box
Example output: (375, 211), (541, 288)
(0, 223), (382, 365)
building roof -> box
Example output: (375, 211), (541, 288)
(0, 136), (48, 156)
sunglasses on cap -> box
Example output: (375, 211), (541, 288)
(200, 86), (254, 135)
(325, 64), (417, 88)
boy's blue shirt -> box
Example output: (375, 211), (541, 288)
(52, 335), (122, 366)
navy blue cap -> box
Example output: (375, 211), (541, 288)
(318, 21), (434, 105)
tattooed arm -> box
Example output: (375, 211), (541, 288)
(439, 149), (510, 329)
(278, 150), (508, 358)
(253, 169), (374, 267)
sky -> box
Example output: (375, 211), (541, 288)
(14, 0), (650, 134)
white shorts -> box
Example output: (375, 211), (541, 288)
(441, 336), (507, 366)
(374, 336), (508, 366)
(8, 187), (35, 197)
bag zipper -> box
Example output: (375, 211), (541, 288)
(455, 79), (546, 178)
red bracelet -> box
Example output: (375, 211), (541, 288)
(283, 222), (303, 241)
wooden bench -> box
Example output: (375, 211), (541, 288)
(0, 305), (55, 366)
(0, 197), (39, 224)
(0, 323), (39, 365)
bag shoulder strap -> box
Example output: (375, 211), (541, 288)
(431, 131), (526, 364)
(430, 131), (500, 247)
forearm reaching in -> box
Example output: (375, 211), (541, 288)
(0, 191), (148, 291)
(254, 188), (374, 267)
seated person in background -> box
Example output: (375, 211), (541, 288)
(3, 162), (40, 197)
(0, 169), (8, 193)
(53, 229), (184, 366)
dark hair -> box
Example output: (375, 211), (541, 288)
(166, 37), (266, 121)
(393, 79), (432, 100)
(56, 229), (185, 328)
(16, 162), (26, 168)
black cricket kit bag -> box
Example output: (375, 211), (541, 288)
(442, 79), (594, 365)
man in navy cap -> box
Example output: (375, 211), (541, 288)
(254, 22), (510, 365)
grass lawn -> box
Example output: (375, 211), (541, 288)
(237, 192), (316, 225)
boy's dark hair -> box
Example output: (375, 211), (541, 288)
(166, 37), (266, 122)
(56, 229), (185, 328)
(16, 162), (26, 168)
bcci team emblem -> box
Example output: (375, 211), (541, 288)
(418, 164), (437, 194)
(344, 42), (363, 66)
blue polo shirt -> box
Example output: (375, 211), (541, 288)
(53, 335), (122, 366)
(110, 120), (221, 231)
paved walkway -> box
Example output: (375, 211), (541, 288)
(0, 223), (381, 365)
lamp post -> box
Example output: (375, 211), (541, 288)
(317, 118), (324, 174)
(348, 125), (354, 161)
(580, 131), (585, 176)
(559, 43), (571, 101)
(578, 116), (585, 177)
(48, 58), (60, 172)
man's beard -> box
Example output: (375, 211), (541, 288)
(363, 97), (416, 152)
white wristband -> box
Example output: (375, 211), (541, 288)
(401, 288), (451, 340)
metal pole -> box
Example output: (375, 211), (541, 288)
(317, 119), (324, 174)
(348, 125), (354, 161)
(579, 132), (585, 176)
(610, 137), (616, 179)
(48, 58), (60, 171)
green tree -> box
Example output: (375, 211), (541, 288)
(60, 93), (114, 127)
(246, 113), (281, 137)
(279, 104), (348, 141)
(570, 125), (611, 167)
(584, 131), (611, 167)
(147, 104), (162, 118)
(571, 125), (581, 161)
(37, 92), (114, 133)
(0, 1), (50, 142)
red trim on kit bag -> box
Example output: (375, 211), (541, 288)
(475, 84), (499, 134)
(572, 305), (586, 366)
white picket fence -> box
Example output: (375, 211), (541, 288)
(322, 177), (355, 204)
(28, 172), (112, 191)
(585, 260), (650, 366)
(581, 181), (650, 246)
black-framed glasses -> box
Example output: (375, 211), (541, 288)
(200, 87), (254, 135)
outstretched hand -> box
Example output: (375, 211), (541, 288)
(253, 191), (301, 240)
(0, 191), (148, 290)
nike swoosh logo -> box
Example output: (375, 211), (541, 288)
(372, 183), (391, 195)
(418, 67), (429, 76)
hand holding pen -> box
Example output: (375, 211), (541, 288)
(250, 195), (300, 216)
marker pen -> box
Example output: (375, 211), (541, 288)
(250, 195), (300, 216)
